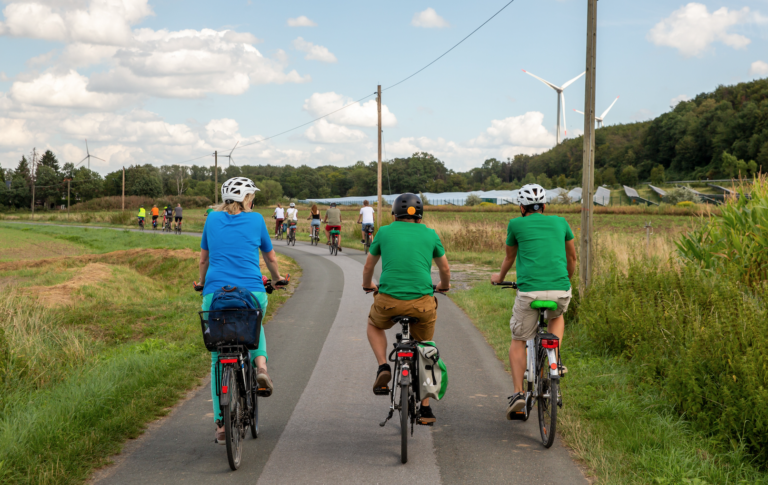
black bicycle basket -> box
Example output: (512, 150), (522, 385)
(198, 308), (263, 351)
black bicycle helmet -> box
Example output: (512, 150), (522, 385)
(391, 193), (423, 219)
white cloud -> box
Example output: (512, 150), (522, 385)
(0, 72), (8, 81)
(647, 3), (766, 57)
(470, 112), (556, 149)
(305, 119), (367, 144)
(9, 70), (133, 109)
(287, 16), (316, 27)
(0, 118), (35, 147)
(411, 8), (449, 28)
(303, 92), (397, 127)
(292, 37), (337, 63)
(670, 94), (690, 106)
(749, 60), (768, 76)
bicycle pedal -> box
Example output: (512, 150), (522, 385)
(373, 386), (389, 396)
(256, 387), (272, 397)
(507, 411), (528, 421)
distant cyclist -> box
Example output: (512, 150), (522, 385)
(307, 204), (321, 239)
(163, 205), (173, 227)
(362, 193), (451, 425)
(174, 203), (183, 230)
(137, 206), (146, 226)
(273, 203), (285, 237)
(357, 199), (375, 243)
(323, 202), (342, 250)
(285, 202), (298, 237)
(151, 204), (159, 227)
(199, 177), (285, 444)
(205, 205), (214, 217)
(490, 183), (577, 420)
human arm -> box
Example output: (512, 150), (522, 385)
(199, 249), (209, 285)
(565, 239), (577, 279)
(491, 244), (518, 284)
(433, 255), (451, 291)
(362, 254), (381, 289)
(262, 250), (283, 282)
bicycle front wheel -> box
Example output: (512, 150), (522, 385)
(222, 370), (243, 470)
(537, 350), (558, 448)
(400, 383), (409, 464)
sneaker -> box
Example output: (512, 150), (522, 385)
(506, 392), (526, 420)
(256, 368), (274, 397)
(215, 423), (226, 445)
(373, 364), (391, 395)
(559, 365), (568, 376)
(338, 247), (342, 252)
(417, 405), (436, 425)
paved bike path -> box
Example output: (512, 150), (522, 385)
(2, 223), (587, 484)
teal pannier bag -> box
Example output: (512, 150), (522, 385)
(417, 341), (447, 401)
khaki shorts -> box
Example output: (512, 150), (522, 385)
(510, 288), (572, 341)
(368, 293), (438, 342)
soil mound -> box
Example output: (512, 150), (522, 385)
(23, 263), (115, 307)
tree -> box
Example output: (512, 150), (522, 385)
(254, 179), (283, 205)
(465, 194), (482, 206)
(721, 151), (756, 178)
(39, 150), (60, 174)
(485, 174), (502, 190)
(556, 174), (567, 188)
(650, 164), (665, 185)
(522, 173), (536, 185)
(72, 168), (103, 201)
(619, 165), (639, 187)
(603, 167), (618, 185)
(535, 173), (551, 189)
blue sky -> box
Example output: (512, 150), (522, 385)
(1, 0), (767, 174)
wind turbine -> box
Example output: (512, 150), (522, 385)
(221, 141), (239, 167)
(522, 69), (585, 144)
(76, 139), (104, 170)
(574, 96), (620, 128)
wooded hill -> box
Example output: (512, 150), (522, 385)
(515, 77), (768, 184)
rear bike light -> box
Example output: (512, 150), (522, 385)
(402, 369), (409, 377)
(222, 385), (228, 394)
(220, 359), (238, 364)
(541, 339), (559, 349)
(397, 352), (414, 358)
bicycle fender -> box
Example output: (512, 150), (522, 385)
(220, 367), (231, 406)
(547, 348), (559, 378)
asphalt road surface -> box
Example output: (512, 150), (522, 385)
(4, 223), (587, 484)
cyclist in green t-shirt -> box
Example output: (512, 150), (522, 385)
(491, 184), (577, 420)
(362, 193), (451, 425)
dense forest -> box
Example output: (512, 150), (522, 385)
(2, 78), (766, 209)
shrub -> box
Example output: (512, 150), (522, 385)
(676, 201), (694, 207)
(109, 211), (133, 225)
(478, 202), (496, 207)
(465, 194), (482, 206)
(578, 261), (768, 465)
(663, 187), (701, 205)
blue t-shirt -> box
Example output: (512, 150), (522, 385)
(201, 211), (273, 295)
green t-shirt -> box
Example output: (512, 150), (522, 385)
(206, 208), (214, 216)
(370, 221), (446, 301)
(325, 208), (341, 225)
(506, 213), (574, 293)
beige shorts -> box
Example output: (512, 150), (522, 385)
(510, 288), (572, 341)
(368, 293), (437, 342)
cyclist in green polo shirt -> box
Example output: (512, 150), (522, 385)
(490, 183), (577, 420)
(362, 193), (451, 425)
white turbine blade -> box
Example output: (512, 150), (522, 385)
(85, 139), (90, 155)
(521, 69), (561, 91)
(91, 156), (105, 162)
(561, 92), (567, 137)
(75, 156), (88, 167)
(228, 141), (239, 157)
(573, 109), (585, 115)
(560, 71), (585, 90)
(600, 96), (620, 120)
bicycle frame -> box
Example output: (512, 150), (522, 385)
(381, 319), (420, 429)
(525, 311), (560, 401)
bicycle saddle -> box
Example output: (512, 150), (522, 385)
(530, 300), (557, 311)
(391, 316), (420, 325)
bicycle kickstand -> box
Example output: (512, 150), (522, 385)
(380, 408), (394, 427)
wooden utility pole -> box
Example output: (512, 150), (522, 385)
(65, 178), (71, 220)
(30, 148), (37, 219)
(377, 85), (382, 227)
(579, 0), (598, 295)
(214, 151), (219, 205)
(121, 167), (125, 211)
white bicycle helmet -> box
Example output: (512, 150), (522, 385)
(517, 183), (547, 206)
(221, 177), (259, 203)
(289, 202), (295, 208)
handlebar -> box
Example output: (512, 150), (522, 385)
(493, 281), (518, 289)
(362, 284), (449, 294)
(193, 274), (291, 294)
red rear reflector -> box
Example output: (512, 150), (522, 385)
(222, 386), (228, 394)
(397, 352), (413, 358)
(402, 369), (409, 377)
(541, 339), (559, 349)
(220, 359), (238, 363)
(551, 363), (558, 370)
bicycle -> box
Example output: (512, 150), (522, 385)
(328, 229), (340, 256)
(286, 222), (297, 246)
(194, 276), (290, 471)
(175, 221), (182, 235)
(365, 285), (448, 464)
(362, 226), (374, 255)
(138, 218), (144, 231)
(275, 223), (284, 241)
(494, 281), (562, 448)
(310, 225), (320, 246)
(152, 219), (158, 231)
(163, 219), (172, 233)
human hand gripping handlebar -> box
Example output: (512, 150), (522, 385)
(492, 281), (518, 289)
(192, 274), (291, 294)
(362, 284), (449, 294)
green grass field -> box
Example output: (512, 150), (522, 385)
(0, 224), (299, 484)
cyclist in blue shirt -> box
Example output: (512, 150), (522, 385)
(198, 177), (286, 444)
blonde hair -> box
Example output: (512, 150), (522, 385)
(311, 204), (318, 215)
(215, 192), (255, 215)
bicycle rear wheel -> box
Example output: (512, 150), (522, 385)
(222, 369), (243, 470)
(537, 349), (558, 448)
(400, 383), (408, 464)
(250, 382), (259, 439)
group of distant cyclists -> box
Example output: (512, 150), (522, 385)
(187, 176), (574, 444)
(137, 203), (183, 231)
